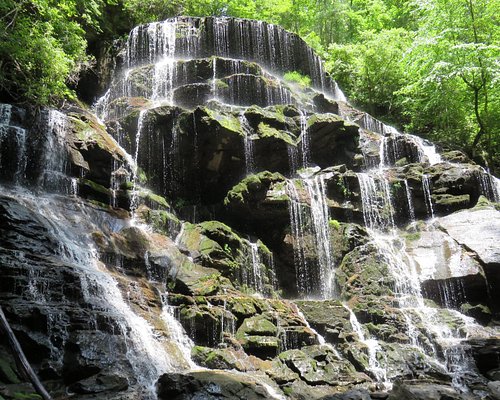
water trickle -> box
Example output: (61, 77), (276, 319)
(299, 110), (310, 168)
(214, 18), (230, 57)
(7, 191), (180, 399)
(286, 179), (313, 296)
(37, 110), (69, 191)
(357, 172), (395, 231)
(493, 176), (500, 202)
(239, 112), (255, 174)
(410, 134), (442, 165)
(212, 57), (217, 99)
(130, 110), (148, 213)
(345, 304), (389, 385)
(303, 175), (335, 298)
(286, 174), (335, 298)
(333, 82), (347, 102)
(404, 180), (415, 222)
(70, 178), (79, 197)
(0, 103), (12, 124)
(422, 174), (435, 219)
(249, 240), (264, 293)
(160, 292), (197, 369)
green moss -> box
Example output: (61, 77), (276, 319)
(257, 122), (295, 145)
(0, 358), (20, 384)
(282, 386), (294, 396)
(328, 219), (341, 230)
(245, 105), (286, 124)
(13, 394), (41, 400)
(216, 79), (229, 89)
(236, 315), (278, 339)
(142, 208), (180, 234)
(81, 179), (110, 196)
(140, 190), (170, 209)
(224, 171), (285, 206)
(404, 232), (421, 241)
(203, 107), (242, 135)
(283, 71), (312, 88)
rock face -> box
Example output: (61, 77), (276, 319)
(1, 15), (500, 400)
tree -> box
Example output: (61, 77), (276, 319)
(402, 0), (499, 161)
(0, 0), (110, 105)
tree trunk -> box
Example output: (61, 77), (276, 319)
(0, 306), (53, 400)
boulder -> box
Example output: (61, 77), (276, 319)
(157, 370), (277, 400)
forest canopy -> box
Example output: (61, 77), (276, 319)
(0, 0), (499, 168)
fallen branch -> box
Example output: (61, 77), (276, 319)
(0, 306), (53, 400)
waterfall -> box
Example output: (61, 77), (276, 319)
(404, 180), (415, 222)
(299, 110), (310, 168)
(239, 112), (255, 174)
(303, 175), (335, 298)
(130, 109), (148, 213)
(286, 174), (335, 298)
(95, 16), (346, 123)
(286, 180), (314, 296)
(344, 304), (389, 386)
(4, 190), (187, 399)
(160, 293), (197, 369)
(357, 172), (395, 231)
(422, 174), (435, 219)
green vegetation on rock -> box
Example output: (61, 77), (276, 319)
(283, 71), (312, 88)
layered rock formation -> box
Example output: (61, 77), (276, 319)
(1, 16), (500, 400)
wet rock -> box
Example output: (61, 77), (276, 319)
(387, 381), (468, 400)
(157, 370), (275, 400)
(223, 171), (289, 230)
(237, 315), (278, 337)
(335, 243), (395, 299)
(468, 338), (500, 378)
(279, 345), (366, 386)
(295, 300), (351, 343)
(488, 381), (500, 399)
(68, 373), (129, 394)
(438, 206), (500, 311)
(191, 346), (248, 371)
(306, 114), (360, 169)
(404, 223), (489, 312)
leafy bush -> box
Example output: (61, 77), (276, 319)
(283, 71), (312, 88)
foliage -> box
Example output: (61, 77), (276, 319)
(328, 219), (341, 230)
(0, 0), (114, 104)
(0, 0), (498, 168)
(283, 71), (312, 88)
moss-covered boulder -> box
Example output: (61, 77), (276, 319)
(279, 345), (367, 386)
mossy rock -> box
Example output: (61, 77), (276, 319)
(228, 297), (259, 319)
(335, 243), (395, 299)
(0, 358), (20, 384)
(256, 122), (295, 146)
(236, 315), (278, 338)
(244, 105), (287, 128)
(190, 273), (234, 296)
(139, 206), (180, 236)
(238, 335), (280, 359)
(191, 346), (246, 371)
(266, 358), (300, 384)
(278, 345), (362, 385)
(224, 171), (286, 206)
(201, 107), (242, 135)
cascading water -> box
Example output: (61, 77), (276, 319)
(239, 112), (256, 174)
(356, 172), (395, 231)
(299, 110), (310, 168)
(4, 12), (497, 399)
(422, 174), (435, 219)
(344, 304), (389, 385)
(1, 189), (187, 399)
(286, 173), (335, 298)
